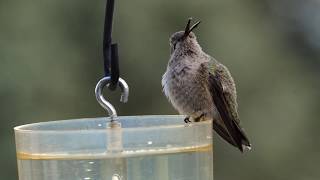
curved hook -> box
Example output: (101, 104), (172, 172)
(95, 76), (129, 121)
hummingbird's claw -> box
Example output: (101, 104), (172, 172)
(184, 116), (191, 123)
(194, 113), (205, 122)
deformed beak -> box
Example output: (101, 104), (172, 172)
(189, 20), (201, 32)
(183, 18), (201, 38)
(184, 18), (192, 36)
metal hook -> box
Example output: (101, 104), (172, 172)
(95, 76), (129, 121)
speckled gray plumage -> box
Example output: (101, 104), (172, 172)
(162, 43), (215, 120)
(162, 27), (250, 151)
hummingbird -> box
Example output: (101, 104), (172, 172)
(162, 18), (251, 152)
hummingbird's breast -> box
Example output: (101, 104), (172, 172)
(162, 60), (214, 118)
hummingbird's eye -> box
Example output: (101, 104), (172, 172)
(170, 41), (176, 54)
(170, 40), (177, 50)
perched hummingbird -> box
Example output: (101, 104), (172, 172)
(162, 18), (251, 152)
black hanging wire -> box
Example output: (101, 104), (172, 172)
(103, 0), (119, 90)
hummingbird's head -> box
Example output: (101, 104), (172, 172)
(169, 18), (201, 54)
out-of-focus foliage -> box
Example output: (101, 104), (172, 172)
(1, 0), (320, 179)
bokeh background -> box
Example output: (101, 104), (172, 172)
(1, 0), (320, 179)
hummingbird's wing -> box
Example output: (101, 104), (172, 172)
(207, 59), (251, 152)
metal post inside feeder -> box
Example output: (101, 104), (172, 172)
(95, 75), (129, 180)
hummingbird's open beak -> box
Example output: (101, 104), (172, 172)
(189, 20), (201, 32)
(183, 18), (201, 38)
(184, 18), (192, 35)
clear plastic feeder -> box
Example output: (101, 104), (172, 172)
(15, 115), (213, 180)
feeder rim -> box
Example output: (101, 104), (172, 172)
(14, 115), (212, 133)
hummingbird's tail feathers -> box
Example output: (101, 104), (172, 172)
(213, 119), (251, 152)
(208, 73), (251, 152)
(212, 122), (238, 147)
(243, 144), (252, 151)
(229, 119), (251, 152)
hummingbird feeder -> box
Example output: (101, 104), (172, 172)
(14, 1), (213, 180)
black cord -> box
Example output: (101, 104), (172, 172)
(110, 43), (119, 87)
(103, 0), (119, 90)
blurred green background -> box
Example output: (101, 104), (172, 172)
(1, 0), (320, 179)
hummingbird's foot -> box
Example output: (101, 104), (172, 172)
(194, 113), (205, 122)
(184, 116), (191, 123)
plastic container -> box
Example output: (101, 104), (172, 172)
(14, 115), (213, 180)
